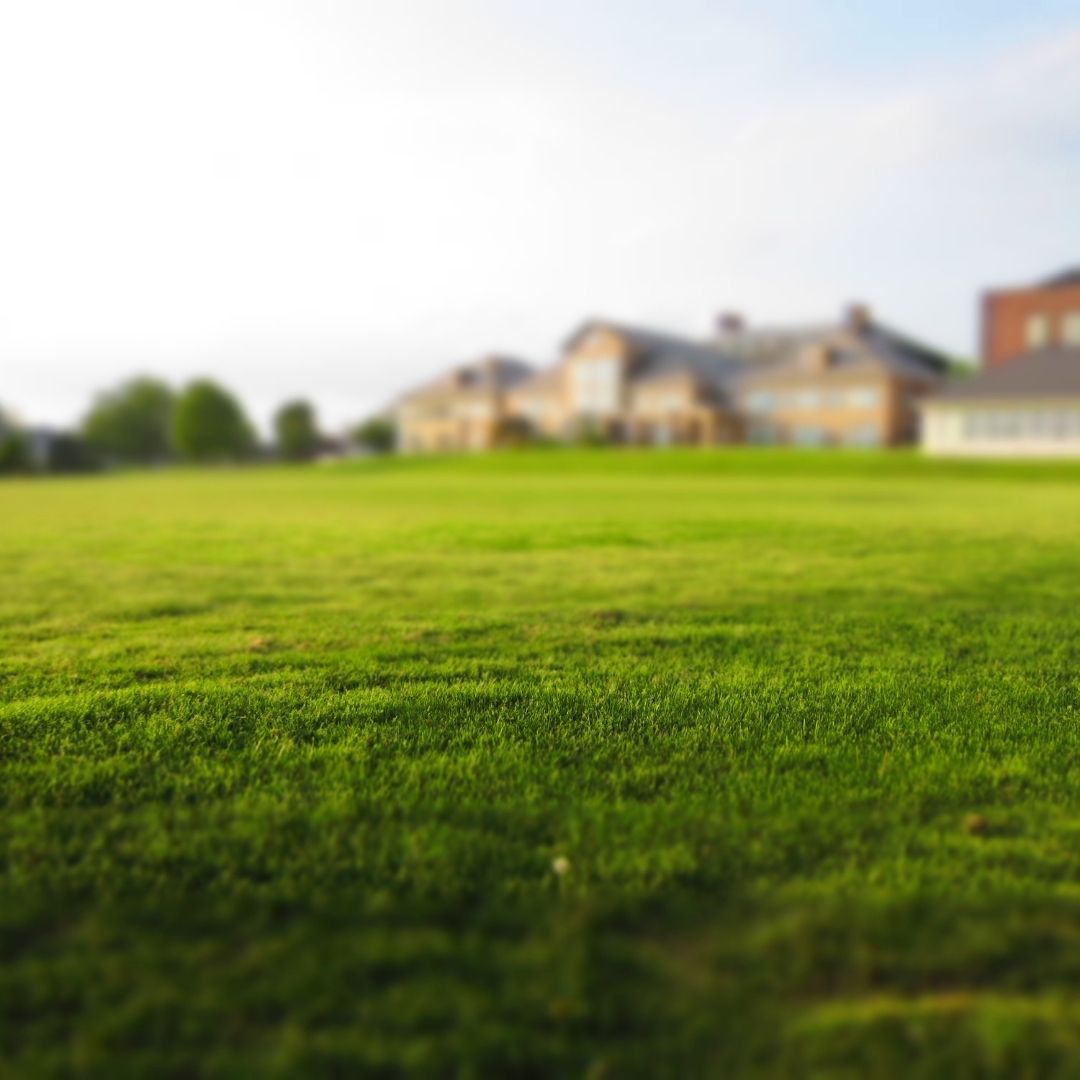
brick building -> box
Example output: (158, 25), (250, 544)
(982, 268), (1080, 367)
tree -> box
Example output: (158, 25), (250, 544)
(0, 432), (31, 475)
(172, 380), (255, 462)
(83, 377), (176, 464)
(352, 416), (396, 454)
(274, 400), (320, 461)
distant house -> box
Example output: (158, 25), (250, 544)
(921, 347), (1080, 457)
(394, 306), (950, 452)
(506, 320), (747, 445)
(396, 356), (535, 453)
(723, 305), (947, 448)
(983, 267), (1080, 368)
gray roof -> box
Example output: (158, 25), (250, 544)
(928, 347), (1080, 403)
(564, 314), (949, 396)
(564, 320), (745, 397)
(719, 322), (949, 383)
(707, 324), (830, 366)
(402, 355), (535, 399)
(1039, 267), (1080, 289)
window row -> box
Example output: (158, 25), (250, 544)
(1026, 311), (1080, 348)
(745, 387), (881, 413)
(962, 408), (1080, 440)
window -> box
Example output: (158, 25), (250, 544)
(848, 387), (881, 409)
(793, 390), (821, 410)
(1026, 313), (1050, 348)
(459, 401), (493, 420)
(746, 391), (776, 413)
(793, 426), (828, 447)
(963, 411), (988, 439)
(844, 426), (881, 447)
(1052, 410), (1080, 438)
(1063, 312), (1080, 345)
(572, 358), (621, 415)
(1030, 411), (1052, 438)
(988, 410), (1021, 438)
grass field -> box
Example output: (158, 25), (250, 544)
(2, 450), (1079, 1076)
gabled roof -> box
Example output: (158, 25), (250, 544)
(862, 324), (952, 377)
(706, 324), (831, 366)
(721, 321), (949, 383)
(928, 347), (1080, 402)
(509, 365), (562, 398)
(401, 355), (535, 400)
(1039, 267), (1080, 289)
(563, 319), (745, 394)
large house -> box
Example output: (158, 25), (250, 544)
(395, 306), (950, 452)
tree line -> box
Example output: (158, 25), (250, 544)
(0, 377), (395, 474)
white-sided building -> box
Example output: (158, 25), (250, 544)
(920, 347), (1080, 457)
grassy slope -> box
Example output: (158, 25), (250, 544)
(1, 450), (1078, 1076)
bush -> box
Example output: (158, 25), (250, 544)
(352, 416), (396, 454)
(493, 416), (539, 449)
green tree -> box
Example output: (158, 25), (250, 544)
(0, 432), (31, 474)
(83, 377), (176, 464)
(172, 380), (255, 462)
(352, 416), (396, 454)
(274, 400), (321, 461)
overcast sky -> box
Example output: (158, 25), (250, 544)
(2, 0), (1079, 432)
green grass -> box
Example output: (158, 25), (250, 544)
(1, 449), (1079, 1076)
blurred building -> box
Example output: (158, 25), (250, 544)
(982, 267), (1080, 368)
(506, 320), (747, 445)
(921, 348), (1080, 457)
(396, 356), (535, 452)
(721, 306), (946, 447)
(920, 266), (1080, 457)
(396, 306), (949, 451)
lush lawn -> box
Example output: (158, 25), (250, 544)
(1, 450), (1079, 1076)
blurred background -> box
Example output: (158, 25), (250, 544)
(1, 0), (1079, 459)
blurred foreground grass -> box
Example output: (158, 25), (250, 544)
(1, 450), (1079, 1075)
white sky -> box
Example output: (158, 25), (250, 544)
(2, 0), (1079, 432)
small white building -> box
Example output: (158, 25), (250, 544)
(920, 347), (1080, 457)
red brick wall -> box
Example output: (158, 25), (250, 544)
(983, 284), (1080, 367)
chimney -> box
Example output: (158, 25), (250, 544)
(716, 311), (745, 335)
(846, 303), (873, 335)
